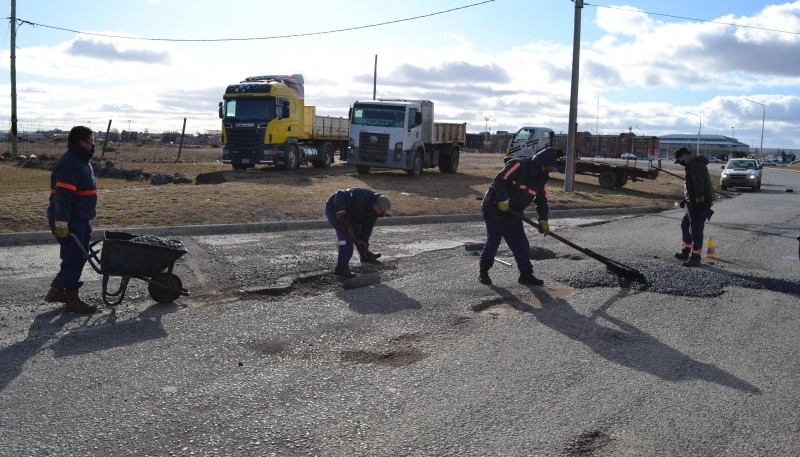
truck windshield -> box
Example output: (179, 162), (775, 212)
(351, 105), (405, 127)
(224, 98), (275, 120)
(512, 128), (534, 142)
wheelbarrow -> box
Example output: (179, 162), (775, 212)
(71, 231), (190, 306)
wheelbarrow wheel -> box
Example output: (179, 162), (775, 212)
(148, 273), (183, 303)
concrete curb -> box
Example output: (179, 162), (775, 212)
(0, 206), (663, 247)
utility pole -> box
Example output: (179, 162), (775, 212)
(565, 0), (584, 192)
(745, 98), (765, 157)
(10, 0), (18, 156)
(686, 111), (701, 155)
(372, 55), (377, 100)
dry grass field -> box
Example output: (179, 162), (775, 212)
(0, 141), (702, 234)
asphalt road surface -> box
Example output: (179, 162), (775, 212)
(1, 171), (798, 456)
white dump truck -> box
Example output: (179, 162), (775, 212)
(346, 99), (466, 176)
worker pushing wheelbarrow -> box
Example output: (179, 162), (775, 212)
(71, 231), (190, 306)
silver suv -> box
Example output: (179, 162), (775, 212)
(720, 158), (762, 192)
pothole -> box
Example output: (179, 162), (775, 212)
(565, 429), (613, 455)
(341, 332), (429, 367)
(340, 347), (426, 367)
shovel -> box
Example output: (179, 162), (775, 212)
(506, 208), (647, 283)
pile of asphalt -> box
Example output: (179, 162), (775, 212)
(554, 259), (800, 297)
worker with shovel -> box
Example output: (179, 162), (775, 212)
(674, 147), (714, 267)
(478, 147), (559, 286)
(325, 188), (391, 279)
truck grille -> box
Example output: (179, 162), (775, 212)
(226, 126), (265, 150)
(358, 132), (390, 162)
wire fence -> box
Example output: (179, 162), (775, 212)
(0, 115), (221, 139)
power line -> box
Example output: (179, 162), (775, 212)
(587, 3), (800, 36)
(10, 0), (495, 42)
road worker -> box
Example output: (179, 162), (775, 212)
(325, 188), (391, 278)
(674, 147), (714, 267)
(45, 126), (98, 313)
(479, 147), (558, 286)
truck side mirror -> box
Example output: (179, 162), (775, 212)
(218, 101), (223, 119)
(348, 107), (352, 120)
(281, 101), (290, 119)
(415, 112), (422, 126)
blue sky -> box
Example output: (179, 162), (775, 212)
(3, 0), (800, 150)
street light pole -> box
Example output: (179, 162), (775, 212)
(686, 111), (702, 155)
(745, 98), (765, 157)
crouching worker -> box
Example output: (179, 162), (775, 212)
(45, 125), (98, 313)
(479, 147), (559, 286)
(325, 188), (391, 279)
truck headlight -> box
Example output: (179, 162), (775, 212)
(394, 142), (403, 161)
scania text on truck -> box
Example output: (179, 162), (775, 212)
(346, 99), (466, 177)
(218, 74), (349, 170)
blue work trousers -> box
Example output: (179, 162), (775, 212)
(54, 220), (91, 289)
(325, 202), (355, 270)
(681, 209), (706, 252)
(479, 209), (532, 272)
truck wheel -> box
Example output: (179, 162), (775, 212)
(599, 170), (618, 189)
(615, 172), (628, 187)
(439, 148), (460, 173)
(356, 165), (371, 175)
(313, 142), (334, 169)
(283, 145), (299, 170)
(408, 151), (423, 177)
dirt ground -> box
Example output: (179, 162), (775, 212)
(1, 143), (692, 234)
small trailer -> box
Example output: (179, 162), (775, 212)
(558, 158), (660, 189)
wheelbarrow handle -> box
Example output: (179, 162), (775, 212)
(69, 232), (103, 274)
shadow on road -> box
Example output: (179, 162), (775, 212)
(50, 303), (182, 358)
(488, 286), (761, 394)
(0, 303), (183, 393)
(336, 283), (422, 315)
(0, 309), (73, 393)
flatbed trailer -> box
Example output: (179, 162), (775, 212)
(557, 158), (659, 189)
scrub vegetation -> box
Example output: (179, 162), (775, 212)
(1, 143), (697, 234)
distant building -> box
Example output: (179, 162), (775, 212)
(658, 134), (749, 159)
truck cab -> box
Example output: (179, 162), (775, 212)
(504, 126), (555, 160)
(346, 99), (465, 176)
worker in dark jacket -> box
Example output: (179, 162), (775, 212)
(325, 188), (391, 278)
(674, 147), (714, 267)
(45, 126), (98, 313)
(479, 147), (558, 285)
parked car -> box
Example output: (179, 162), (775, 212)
(720, 158), (762, 191)
(761, 159), (786, 167)
(706, 156), (724, 163)
(620, 153), (637, 159)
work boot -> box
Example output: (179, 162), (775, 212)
(681, 255), (702, 268)
(478, 269), (492, 285)
(360, 251), (382, 263)
(335, 268), (356, 279)
(63, 288), (97, 314)
(674, 248), (690, 261)
(45, 275), (66, 303)
(518, 268), (544, 286)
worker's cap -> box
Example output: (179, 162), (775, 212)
(674, 147), (692, 164)
(374, 194), (391, 214)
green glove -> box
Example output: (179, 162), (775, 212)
(53, 220), (69, 238)
(497, 200), (509, 212)
(335, 210), (346, 223)
(538, 220), (550, 236)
